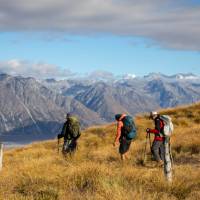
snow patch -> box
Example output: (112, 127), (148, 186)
(176, 74), (199, 80)
(122, 73), (136, 79)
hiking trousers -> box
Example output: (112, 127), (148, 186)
(62, 139), (77, 154)
(151, 140), (164, 161)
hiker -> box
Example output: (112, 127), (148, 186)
(146, 111), (164, 166)
(57, 113), (81, 155)
(113, 114), (137, 160)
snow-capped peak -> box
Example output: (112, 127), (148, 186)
(122, 73), (136, 80)
(175, 73), (199, 80)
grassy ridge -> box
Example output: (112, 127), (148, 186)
(0, 103), (200, 200)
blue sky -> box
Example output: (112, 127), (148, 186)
(0, 0), (200, 78)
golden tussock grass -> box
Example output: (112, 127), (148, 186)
(0, 103), (200, 199)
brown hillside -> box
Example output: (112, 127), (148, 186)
(0, 103), (200, 200)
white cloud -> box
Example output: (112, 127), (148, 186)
(0, 0), (200, 50)
(0, 59), (74, 79)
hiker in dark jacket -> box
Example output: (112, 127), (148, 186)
(57, 113), (81, 155)
(114, 114), (136, 160)
(146, 111), (164, 166)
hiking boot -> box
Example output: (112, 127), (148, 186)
(157, 160), (164, 167)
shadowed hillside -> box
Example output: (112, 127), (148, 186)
(0, 103), (200, 200)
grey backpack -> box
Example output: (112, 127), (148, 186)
(160, 115), (174, 137)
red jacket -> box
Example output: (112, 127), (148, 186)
(149, 117), (164, 141)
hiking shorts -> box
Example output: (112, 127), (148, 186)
(119, 137), (132, 155)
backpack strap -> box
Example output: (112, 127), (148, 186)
(155, 117), (164, 137)
(119, 114), (126, 121)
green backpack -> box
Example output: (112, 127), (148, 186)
(67, 117), (81, 139)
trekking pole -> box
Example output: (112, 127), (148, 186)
(148, 132), (152, 149)
(57, 138), (60, 154)
(148, 132), (153, 159)
(142, 132), (149, 165)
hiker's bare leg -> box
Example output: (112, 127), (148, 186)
(124, 151), (130, 159)
(121, 152), (129, 160)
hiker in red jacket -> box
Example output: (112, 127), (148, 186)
(146, 111), (164, 166)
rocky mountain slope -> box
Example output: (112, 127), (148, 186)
(44, 73), (200, 122)
(0, 74), (104, 143)
(1, 72), (200, 143)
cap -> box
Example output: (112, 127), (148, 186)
(149, 111), (158, 118)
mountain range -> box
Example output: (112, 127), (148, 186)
(0, 72), (200, 143)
